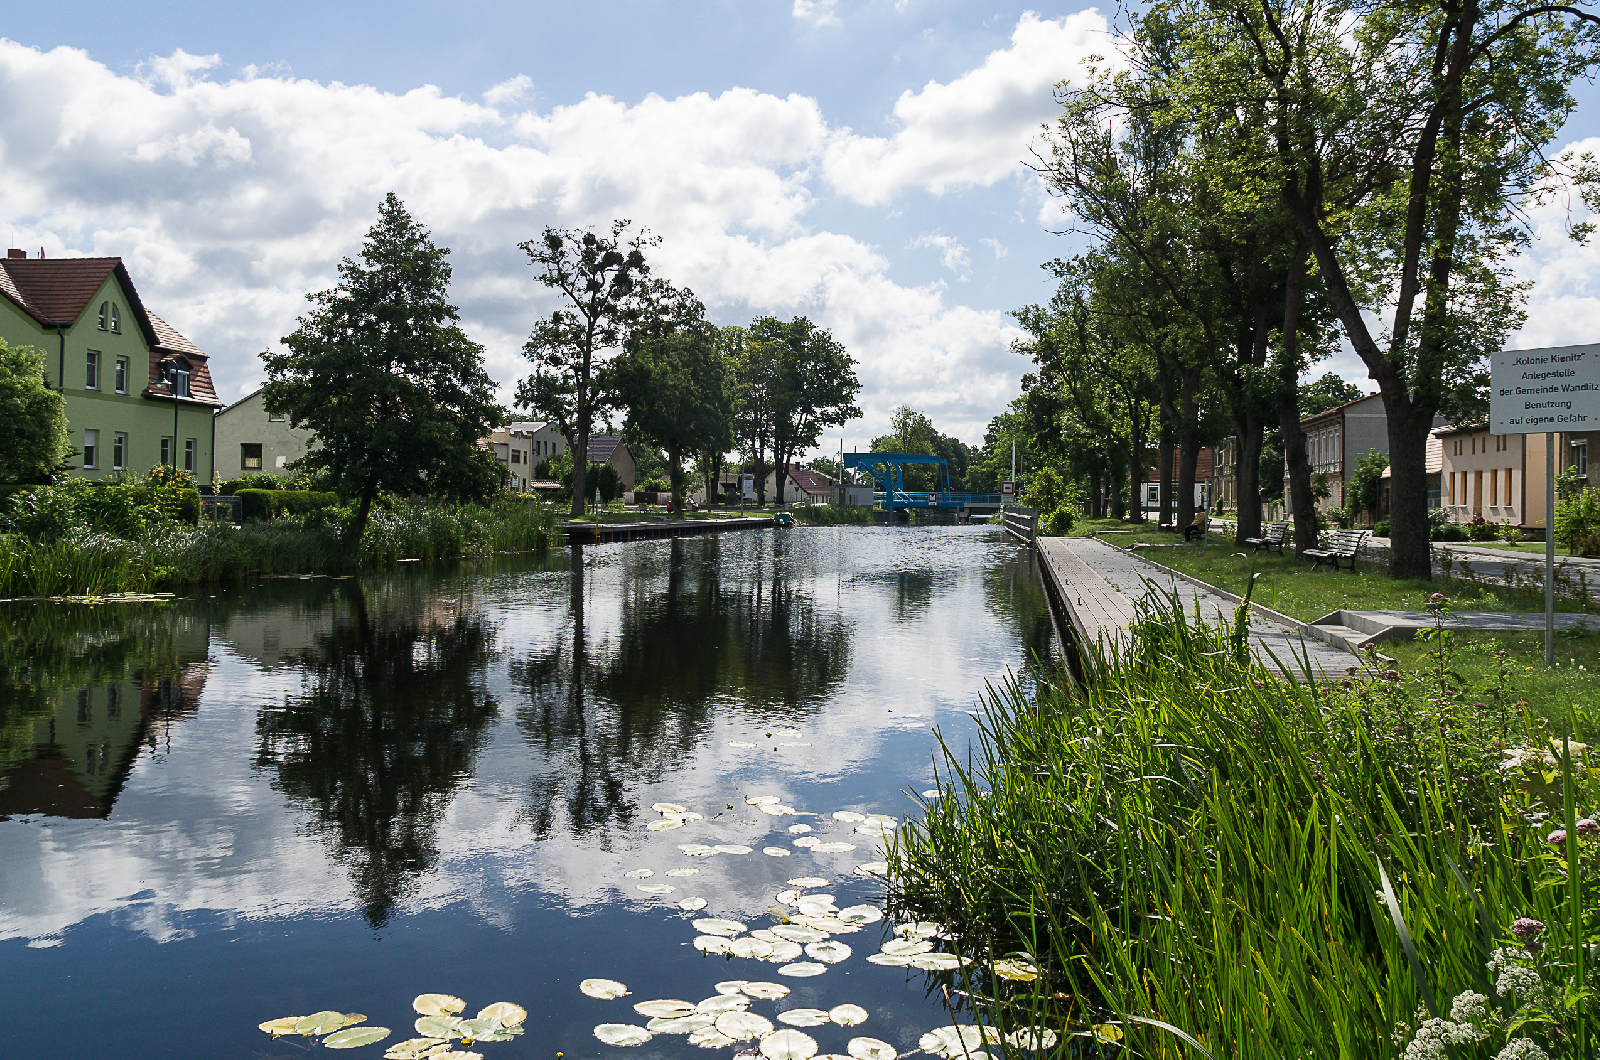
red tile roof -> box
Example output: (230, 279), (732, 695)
(785, 463), (833, 495)
(588, 435), (627, 463)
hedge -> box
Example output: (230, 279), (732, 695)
(237, 489), (341, 521)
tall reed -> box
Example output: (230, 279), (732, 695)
(888, 593), (1597, 1057)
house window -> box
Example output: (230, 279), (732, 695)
(165, 357), (191, 398)
(98, 302), (107, 330)
(83, 429), (98, 469)
(268, 409), (285, 422)
(109, 304), (119, 333)
(86, 351), (100, 389)
(112, 432), (126, 470)
(1576, 439), (1589, 478)
(160, 437), (172, 466)
(115, 356), (128, 394)
(184, 439), (196, 473)
(241, 443), (263, 471)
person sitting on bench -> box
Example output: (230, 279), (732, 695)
(1184, 510), (1208, 541)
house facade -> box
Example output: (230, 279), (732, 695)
(0, 250), (222, 481)
(586, 435), (636, 491)
(484, 421), (568, 490)
(214, 389), (314, 480)
(765, 463), (834, 505)
(1286, 393), (1410, 519)
(1438, 424), (1558, 529)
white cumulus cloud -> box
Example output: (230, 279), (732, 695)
(912, 233), (972, 277)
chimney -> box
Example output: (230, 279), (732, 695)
(6, 249), (23, 259)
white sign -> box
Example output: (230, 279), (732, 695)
(1491, 343), (1600, 433)
(1001, 481), (1016, 496)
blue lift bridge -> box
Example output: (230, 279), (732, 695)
(841, 452), (1004, 514)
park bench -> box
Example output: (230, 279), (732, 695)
(1304, 529), (1368, 571)
(1244, 521), (1288, 555)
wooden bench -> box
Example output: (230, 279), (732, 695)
(1244, 521), (1287, 555)
(1304, 529), (1368, 571)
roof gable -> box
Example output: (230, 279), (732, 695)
(0, 257), (160, 347)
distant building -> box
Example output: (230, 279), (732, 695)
(0, 250), (223, 481)
(484, 422), (567, 490)
(214, 388), (314, 479)
(1287, 393), (1386, 517)
(587, 435), (636, 491)
(766, 464), (834, 505)
(1435, 424), (1556, 530)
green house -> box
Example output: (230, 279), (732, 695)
(0, 249), (224, 481)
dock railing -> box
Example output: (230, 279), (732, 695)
(1002, 506), (1037, 544)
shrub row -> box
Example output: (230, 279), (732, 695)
(236, 490), (340, 521)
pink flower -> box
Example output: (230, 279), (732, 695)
(1578, 819), (1600, 837)
(1511, 917), (1546, 942)
(1547, 829), (1568, 846)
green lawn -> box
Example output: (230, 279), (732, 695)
(1440, 538), (1588, 556)
(1382, 628), (1600, 725)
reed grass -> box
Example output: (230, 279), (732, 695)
(888, 593), (1599, 1057)
(0, 497), (557, 598)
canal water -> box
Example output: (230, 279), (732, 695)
(0, 524), (1053, 1059)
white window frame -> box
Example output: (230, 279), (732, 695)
(241, 443), (263, 471)
(184, 439), (196, 473)
(112, 432), (127, 470)
(114, 356), (128, 394)
(85, 350), (100, 390)
(1575, 439), (1589, 479)
(109, 303), (119, 333)
(160, 437), (172, 466)
(83, 429), (99, 469)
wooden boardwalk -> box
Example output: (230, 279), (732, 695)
(1034, 536), (1353, 678)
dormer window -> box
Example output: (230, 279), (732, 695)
(165, 357), (191, 398)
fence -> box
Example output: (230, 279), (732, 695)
(1002, 506), (1037, 544)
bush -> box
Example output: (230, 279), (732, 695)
(1043, 504), (1077, 536)
(1467, 513), (1500, 541)
(237, 489), (340, 521)
(1555, 486), (1600, 555)
(0, 481), (198, 538)
(219, 473), (309, 494)
(1373, 519), (1390, 537)
(1433, 521), (1468, 541)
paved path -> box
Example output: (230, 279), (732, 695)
(1035, 537), (1353, 678)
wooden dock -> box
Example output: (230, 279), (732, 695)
(560, 516), (774, 544)
(1029, 536), (1353, 678)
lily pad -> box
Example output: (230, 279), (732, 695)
(740, 981), (791, 1000)
(665, 868), (699, 877)
(580, 979), (630, 999)
(713, 980), (749, 995)
(1004, 1028), (1059, 1050)
(715, 1011), (775, 1041)
(763, 847), (792, 857)
(679, 843), (715, 855)
(593, 1023), (653, 1046)
(771, 925), (826, 943)
(909, 953), (962, 971)
(760, 804), (796, 816)
(413, 995), (466, 1017)
(865, 953), (911, 966)
(476, 1003), (526, 1026)
(297, 1012), (351, 1036)
(647, 1014), (717, 1033)
(811, 842), (856, 853)
(635, 1000), (698, 1019)
(776, 889), (802, 905)
(847, 1038), (896, 1060)
(854, 862), (887, 877)
(832, 811), (866, 822)
(653, 802), (689, 814)
(777, 1009), (831, 1027)
(787, 877), (828, 887)
(762, 1028), (819, 1060)
(729, 741), (758, 748)
(897, 922), (946, 939)
(325, 1027), (391, 1049)
(830, 1005), (868, 1026)
(765, 941), (804, 962)
(636, 884), (675, 894)
(623, 869), (654, 879)
(747, 796), (781, 805)
(778, 962), (827, 977)
(787, 824), (814, 834)
(991, 958), (1038, 982)
(806, 941), (851, 964)
(921, 789), (941, 798)
(679, 897), (708, 911)
(792, 837), (821, 848)
(697, 993), (752, 1013)
(713, 844), (753, 855)
(730, 937), (775, 959)
(260, 1017), (302, 1036)
(413, 1017), (463, 1039)
(694, 935), (734, 954)
(881, 939), (933, 956)
(693, 918), (746, 936)
(838, 905), (882, 925)
(688, 1027), (737, 1048)
(381, 1037), (447, 1058)
(647, 819), (684, 831)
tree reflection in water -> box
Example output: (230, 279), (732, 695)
(254, 581), (497, 928)
(515, 537), (853, 840)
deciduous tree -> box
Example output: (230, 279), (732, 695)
(0, 337), (70, 484)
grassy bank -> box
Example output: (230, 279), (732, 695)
(791, 504), (875, 525)
(889, 595), (1600, 1058)
(0, 497), (557, 598)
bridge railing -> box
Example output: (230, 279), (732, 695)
(871, 491), (1006, 507)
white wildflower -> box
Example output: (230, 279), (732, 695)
(1403, 1019), (1457, 1060)
(1494, 965), (1543, 1002)
(1495, 1040), (1549, 1060)
(1449, 990), (1490, 1025)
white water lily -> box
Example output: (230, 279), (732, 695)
(764, 847), (793, 857)
(715, 1011), (775, 1041)
(787, 877), (827, 887)
(637, 884), (675, 894)
(666, 868), (699, 877)
(325, 1027), (391, 1049)
(830, 1005), (868, 1027)
(634, 1000), (698, 1019)
(412, 995), (465, 1018)
(697, 994), (752, 1014)
(647, 1014), (717, 1034)
(847, 1037), (896, 1060)
(762, 1028), (820, 1060)
(806, 941), (852, 963)
(693, 918), (746, 936)
(580, 979), (630, 999)
(779, 962), (827, 977)
(832, 811), (866, 822)
(778, 1009), (831, 1027)
(1004, 1028), (1058, 1050)
(694, 936), (734, 954)
(838, 905), (882, 925)
(476, 1003), (526, 1026)
(652, 802), (688, 814)
(593, 1023), (653, 1046)
(740, 982), (791, 1000)
(881, 939), (933, 956)
(679, 897), (708, 910)
(623, 869), (654, 880)
(713, 844), (753, 855)
(730, 936), (776, 959)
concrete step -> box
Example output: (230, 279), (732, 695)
(1309, 623), (1372, 653)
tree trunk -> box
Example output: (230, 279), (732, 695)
(1278, 247), (1318, 557)
(1177, 444), (1198, 533)
(1234, 418), (1264, 545)
(348, 488), (375, 544)
(1158, 428), (1174, 530)
(668, 442), (684, 512)
(1088, 471), (1103, 519)
(572, 426), (588, 518)
(1383, 392), (1436, 579)
(1175, 365), (1202, 531)
(774, 455), (790, 508)
(702, 451), (718, 507)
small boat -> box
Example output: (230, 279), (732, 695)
(772, 511), (796, 528)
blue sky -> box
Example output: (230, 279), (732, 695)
(5, 1), (1600, 448)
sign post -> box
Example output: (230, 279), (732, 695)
(1490, 343), (1600, 667)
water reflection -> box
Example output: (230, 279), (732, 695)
(0, 604), (206, 819)
(253, 582), (499, 928)
(516, 539), (853, 840)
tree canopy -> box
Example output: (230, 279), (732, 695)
(0, 337), (70, 484)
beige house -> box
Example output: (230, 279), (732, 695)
(485, 421), (567, 490)
(214, 388), (314, 479)
(1439, 424), (1560, 529)
(587, 435), (636, 491)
